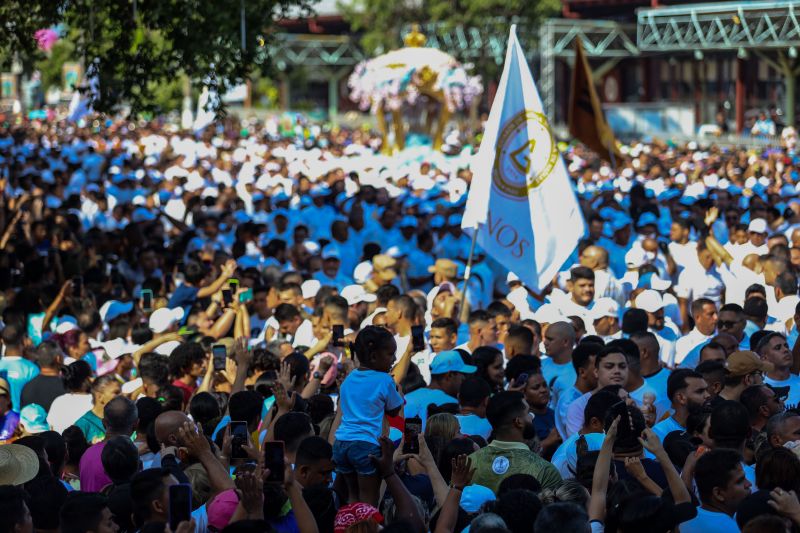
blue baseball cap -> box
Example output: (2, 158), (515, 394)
(20, 404), (49, 433)
(636, 212), (658, 228)
(430, 351), (477, 375)
(99, 300), (134, 323)
(460, 484), (496, 513)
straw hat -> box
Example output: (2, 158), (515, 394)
(0, 444), (40, 485)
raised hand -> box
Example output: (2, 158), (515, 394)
(449, 454), (475, 490)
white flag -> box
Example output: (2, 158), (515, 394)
(67, 75), (98, 124)
(462, 26), (585, 292)
(193, 86), (217, 133)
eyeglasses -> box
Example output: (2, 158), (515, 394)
(717, 320), (740, 329)
(749, 370), (764, 379)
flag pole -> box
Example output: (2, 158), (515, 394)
(458, 224), (479, 323)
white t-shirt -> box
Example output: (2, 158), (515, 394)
(668, 241), (698, 271)
(565, 391), (592, 438)
(675, 328), (713, 367)
(675, 265), (724, 306)
(47, 393), (94, 434)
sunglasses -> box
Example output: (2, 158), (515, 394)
(717, 320), (740, 329)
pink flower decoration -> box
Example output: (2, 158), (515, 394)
(35, 29), (59, 52)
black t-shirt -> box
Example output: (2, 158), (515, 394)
(20, 374), (65, 412)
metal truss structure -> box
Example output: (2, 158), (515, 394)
(400, 21), (530, 65)
(638, 0), (800, 52)
(539, 18), (638, 120)
(268, 33), (366, 71)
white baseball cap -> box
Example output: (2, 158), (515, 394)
(341, 285), (377, 306)
(154, 340), (181, 356)
(149, 307), (185, 334)
(748, 218), (768, 234)
(533, 303), (565, 325)
(353, 261), (374, 285)
(635, 290), (665, 313)
(301, 279), (321, 300)
(590, 298), (619, 321)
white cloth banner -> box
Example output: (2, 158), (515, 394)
(67, 76), (98, 123)
(462, 26), (585, 292)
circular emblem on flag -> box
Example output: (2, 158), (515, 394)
(492, 110), (559, 199)
(492, 456), (510, 475)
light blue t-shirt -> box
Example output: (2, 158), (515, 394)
(455, 413), (492, 440)
(643, 367), (670, 401)
(334, 369), (403, 445)
(652, 416), (685, 442)
(404, 387), (457, 424)
(680, 507), (738, 533)
(541, 356), (576, 408)
(0, 356), (40, 410)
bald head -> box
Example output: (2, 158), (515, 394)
(154, 411), (191, 446)
(580, 246), (609, 270)
(543, 321), (576, 359)
(742, 254), (761, 273)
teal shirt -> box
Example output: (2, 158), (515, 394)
(74, 411), (105, 444)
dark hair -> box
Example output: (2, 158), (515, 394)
(472, 346), (503, 388)
(488, 300), (513, 318)
(138, 353), (170, 387)
(229, 390), (263, 427)
(63, 425), (89, 467)
(504, 355), (541, 383)
(775, 271), (798, 297)
(607, 338), (640, 368)
(375, 284), (400, 306)
(131, 468), (171, 525)
(283, 352), (310, 386)
(498, 473), (541, 495)
(533, 502), (588, 533)
(505, 325), (534, 354)
(62, 359), (93, 392)
(34, 340), (63, 369)
(295, 436), (332, 466)
(1, 321), (26, 345)
(189, 392), (222, 434)
(16, 435), (51, 480)
(694, 448), (744, 504)
(0, 485), (30, 533)
(486, 391), (526, 431)
(39, 430), (67, 476)
(439, 438), (478, 484)
(26, 475), (68, 531)
(274, 412), (313, 453)
(743, 297), (768, 320)
(307, 394), (334, 425)
(60, 491), (109, 533)
(467, 309), (492, 326)
(102, 435), (140, 484)
(584, 390), (622, 428)
(740, 385), (770, 421)
(667, 369), (703, 401)
(458, 377), (492, 408)
(430, 317), (458, 337)
(572, 342), (602, 372)
(691, 298), (715, 318)
(183, 260), (207, 285)
(388, 294), (417, 321)
(274, 303), (301, 323)
(493, 489), (541, 533)
(168, 342), (205, 378)
(570, 266), (595, 282)
(104, 396), (138, 434)
(604, 404), (646, 455)
(352, 326), (395, 366)
(756, 447), (800, 492)
(595, 345), (627, 367)
(710, 400), (750, 449)
(621, 308), (648, 335)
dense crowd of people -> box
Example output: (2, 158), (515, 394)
(4, 115), (800, 533)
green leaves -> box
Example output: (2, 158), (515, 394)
(2, 0), (312, 115)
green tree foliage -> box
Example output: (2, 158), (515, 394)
(0, 0), (313, 115)
(340, 0), (559, 82)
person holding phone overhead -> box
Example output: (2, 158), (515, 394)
(332, 327), (404, 507)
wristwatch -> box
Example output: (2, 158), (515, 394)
(313, 371), (323, 380)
